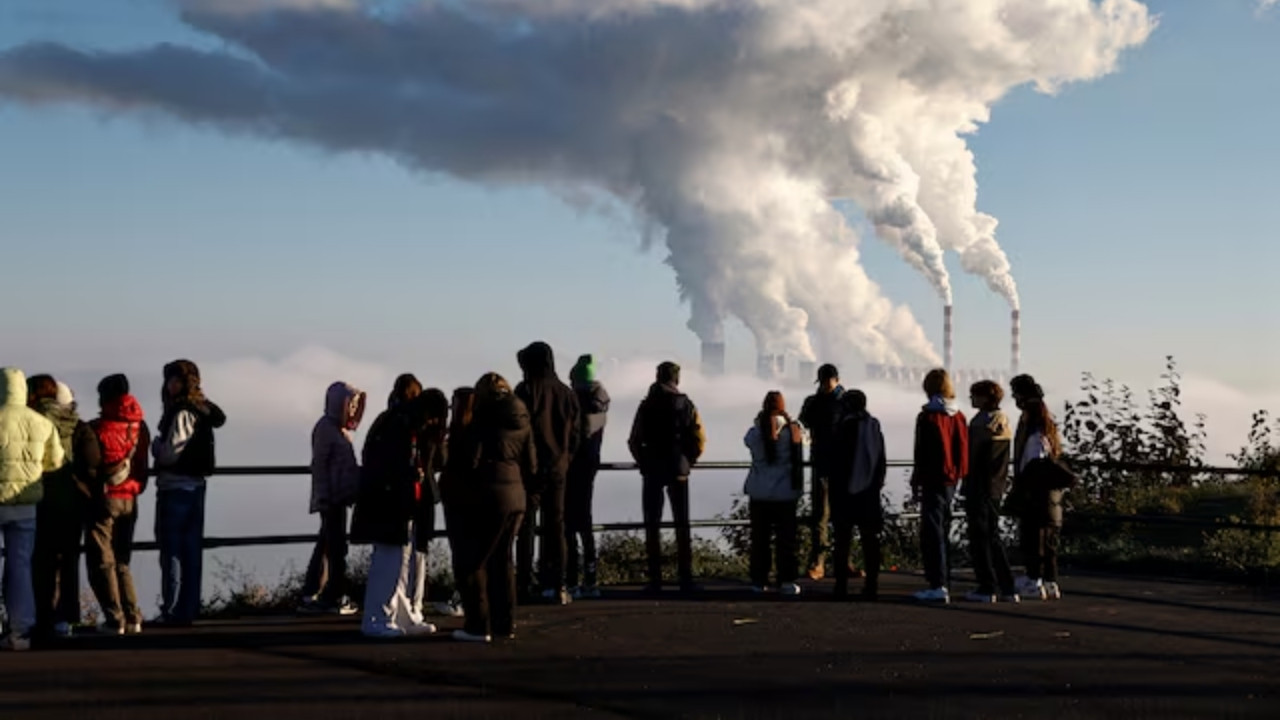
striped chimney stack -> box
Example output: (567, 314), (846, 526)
(1011, 309), (1021, 376)
(943, 305), (954, 372)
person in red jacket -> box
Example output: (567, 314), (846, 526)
(86, 374), (151, 635)
(910, 369), (969, 604)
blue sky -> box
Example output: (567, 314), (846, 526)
(0, 0), (1277, 393)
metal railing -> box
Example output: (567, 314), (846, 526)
(127, 458), (1279, 552)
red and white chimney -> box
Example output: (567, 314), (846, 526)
(943, 304), (954, 372)
(1011, 309), (1021, 376)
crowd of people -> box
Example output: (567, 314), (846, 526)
(0, 342), (1069, 651)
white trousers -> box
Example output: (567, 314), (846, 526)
(362, 524), (428, 635)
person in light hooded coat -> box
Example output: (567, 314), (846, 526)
(301, 381), (367, 614)
(743, 391), (804, 596)
(0, 368), (65, 651)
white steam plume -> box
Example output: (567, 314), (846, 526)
(0, 0), (1153, 362)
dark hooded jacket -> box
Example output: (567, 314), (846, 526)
(154, 399), (227, 480)
(33, 398), (100, 507)
(514, 342), (580, 484)
(799, 385), (845, 476)
(467, 393), (537, 512)
(628, 382), (706, 479)
(350, 395), (447, 548)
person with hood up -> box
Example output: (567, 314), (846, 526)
(962, 380), (1019, 604)
(0, 368), (65, 651)
(830, 390), (887, 601)
(628, 361), (706, 594)
(453, 373), (535, 643)
(910, 369), (969, 604)
(798, 364), (845, 581)
(86, 374), (150, 635)
(152, 359), (227, 626)
(514, 342), (581, 606)
(27, 375), (99, 639)
(743, 391), (804, 596)
(1008, 375), (1066, 602)
(301, 381), (367, 616)
(351, 387), (448, 638)
(566, 354), (609, 599)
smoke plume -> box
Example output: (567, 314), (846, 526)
(0, 0), (1153, 363)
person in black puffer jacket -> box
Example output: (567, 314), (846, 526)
(151, 360), (226, 627)
(514, 342), (580, 605)
(453, 373), (535, 643)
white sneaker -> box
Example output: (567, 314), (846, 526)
(404, 622), (438, 637)
(1044, 582), (1062, 600)
(1016, 576), (1046, 600)
(53, 622), (74, 638)
(914, 587), (950, 604)
(430, 601), (464, 618)
(127, 623), (143, 635)
(963, 591), (997, 603)
(781, 583), (802, 597)
(453, 629), (491, 644)
(98, 622), (126, 636)
(751, 585), (769, 594)
(2, 634), (31, 652)
(1000, 594), (1022, 604)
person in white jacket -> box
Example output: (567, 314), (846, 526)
(743, 391), (805, 596)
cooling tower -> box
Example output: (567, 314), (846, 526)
(701, 341), (726, 377)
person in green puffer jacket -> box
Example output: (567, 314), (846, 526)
(27, 375), (101, 639)
(0, 368), (65, 651)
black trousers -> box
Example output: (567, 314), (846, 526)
(301, 506), (349, 604)
(749, 500), (798, 587)
(642, 475), (692, 587)
(459, 483), (525, 637)
(565, 458), (599, 589)
(966, 497), (1016, 595)
(517, 472), (567, 594)
(831, 489), (883, 596)
(1020, 522), (1060, 583)
(34, 497), (85, 631)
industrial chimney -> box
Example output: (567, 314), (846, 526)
(756, 354), (774, 380)
(1011, 309), (1021, 376)
(943, 305), (954, 372)
(701, 341), (726, 377)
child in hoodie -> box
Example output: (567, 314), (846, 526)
(830, 390), (887, 601)
(910, 369), (969, 604)
(961, 381), (1018, 603)
(301, 382), (367, 615)
(743, 391), (805, 596)
(566, 354), (609, 598)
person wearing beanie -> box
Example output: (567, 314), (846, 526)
(513, 342), (581, 606)
(151, 360), (226, 626)
(0, 368), (65, 651)
(566, 354), (610, 599)
(910, 369), (969, 605)
(27, 375), (100, 640)
(86, 374), (150, 635)
(628, 361), (705, 594)
(798, 363), (846, 581)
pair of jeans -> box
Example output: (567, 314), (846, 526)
(966, 496), (1016, 596)
(156, 486), (207, 623)
(565, 458), (599, 589)
(86, 497), (142, 627)
(302, 506), (349, 605)
(517, 473), (567, 594)
(831, 489), (883, 596)
(34, 497), (85, 631)
(0, 514), (37, 639)
(749, 500), (798, 587)
(807, 473), (831, 571)
(919, 485), (956, 590)
(642, 475), (692, 587)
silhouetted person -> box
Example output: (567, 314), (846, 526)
(961, 380), (1018, 603)
(1009, 375), (1065, 601)
(830, 390), (886, 601)
(514, 342), (580, 605)
(910, 369), (968, 604)
(798, 363), (844, 580)
(628, 362), (705, 594)
(567, 354), (609, 599)
(744, 391), (804, 596)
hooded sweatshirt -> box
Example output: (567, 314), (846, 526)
(515, 342), (581, 481)
(835, 409), (887, 497)
(32, 395), (99, 507)
(743, 416), (803, 502)
(628, 382), (706, 479)
(153, 398), (227, 491)
(0, 368), (64, 508)
(799, 384), (845, 475)
(310, 382), (367, 514)
(911, 396), (969, 491)
(963, 409), (1013, 501)
(93, 394), (150, 500)
(570, 354), (611, 462)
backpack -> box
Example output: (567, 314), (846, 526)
(102, 425), (140, 487)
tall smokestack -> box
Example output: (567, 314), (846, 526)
(1011, 309), (1021, 376)
(943, 305), (954, 372)
(701, 341), (726, 377)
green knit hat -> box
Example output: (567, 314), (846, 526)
(570, 354), (596, 385)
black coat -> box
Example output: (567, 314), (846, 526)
(157, 400), (226, 478)
(628, 383), (705, 479)
(469, 394), (537, 513)
(350, 404), (446, 548)
(515, 342), (580, 485)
